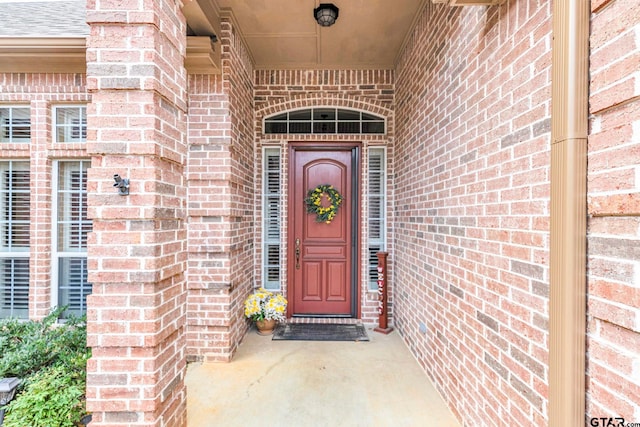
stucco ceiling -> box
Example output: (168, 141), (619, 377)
(184, 0), (425, 70)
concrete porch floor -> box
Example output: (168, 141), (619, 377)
(185, 324), (460, 427)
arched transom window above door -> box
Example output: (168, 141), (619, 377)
(264, 108), (385, 135)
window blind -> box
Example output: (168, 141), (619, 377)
(368, 148), (386, 291)
(0, 107), (30, 143)
(56, 161), (92, 318)
(0, 258), (29, 318)
(262, 148), (281, 290)
(0, 161), (30, 319)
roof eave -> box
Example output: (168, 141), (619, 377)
(0, 37), (87, 73)
(0, 36), (220, 75)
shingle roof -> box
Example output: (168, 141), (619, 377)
(0, 0), (88, 37)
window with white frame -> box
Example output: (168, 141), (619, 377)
(368, 148), (386, 291)
(54, 161), (92, 318)
(0, 106), (31, 143)
(54, 106), (87, 143)
(262, 148), (281, 290)
(0, 161), (30, 319)
(264, 108), (385, 135)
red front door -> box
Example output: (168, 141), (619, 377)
(288, 143), (359, 317)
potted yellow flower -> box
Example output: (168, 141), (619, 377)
(244, 288), (287, 335)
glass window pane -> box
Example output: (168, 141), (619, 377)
(56, 161), (91, 318)
(269, 113), (287, 121)
(368, 245), (382, 290)
(313, 122), (336, 133)
(289, 122), (311, 133)
(362, 112), (380, 121)
(266, 245), (280, 282)
(265, 196), (280, 239)
(265, 122), (287, 134)
(313, 108), (335, 120)
(338, 122), (360, 133)
(266, 160), (280, 194)
(57, 161), (91, 252)
(58, 257), (91, 319)
(289, 110), (311, 121)
(0, 258), (29, 319)
(368, 149), (386, 291)
(338, 109), (360, 120)
(0, 162), (30, 251)
(0, 107), (30, 143)
(362, 121), (385, 134)
(263, 148), (281, 291)
(55, 106), (87, 143)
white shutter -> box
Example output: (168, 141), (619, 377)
(368, 148), (386, 291)
(262, 148), (281, 290)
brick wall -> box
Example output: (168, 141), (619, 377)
(185, 14), (256, 362)
(254, 69), (395, 324)
(85, 0), (188, 425)
(394, 1), (552, 425)
(587, 0), (640, 422)
(0, 73), (89, 319)
(185, 73), (233, 361)
(221, 16), (257, 358)
(3, 1), (637, 424)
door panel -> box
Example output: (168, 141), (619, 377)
(327, 262), (347, 300)
(303, 262), (322, 301)
(289, 144), (359, 316)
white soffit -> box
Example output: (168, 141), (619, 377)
(209, 0), (424, 70)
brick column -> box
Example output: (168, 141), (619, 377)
(184, 15), (255, 362)
(29, 100), (52, 319)
(85, 1), (188, 426)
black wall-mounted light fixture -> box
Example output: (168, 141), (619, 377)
(314, 3), (339, 27)
(113, 174), (130, 196)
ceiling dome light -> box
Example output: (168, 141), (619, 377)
(314, 3), (339, 27)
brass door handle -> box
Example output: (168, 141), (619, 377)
(295, 238), (301, 269)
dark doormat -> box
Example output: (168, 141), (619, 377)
(272, 323), (369, 342)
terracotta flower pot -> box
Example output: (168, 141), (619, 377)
(255, 318), (277, 335)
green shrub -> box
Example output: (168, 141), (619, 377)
(0, 307), (90, 426)
(0, 307), (89, 378)
(2, 365), (86, 427)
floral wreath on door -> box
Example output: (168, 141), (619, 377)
(304, 184), (343, 224)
